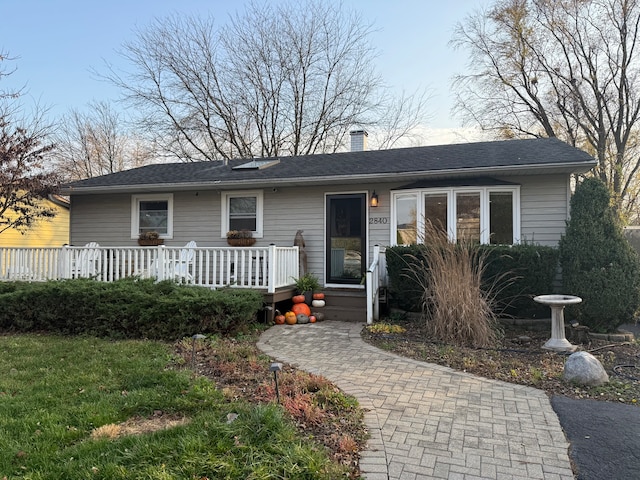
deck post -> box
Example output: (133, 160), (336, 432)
(267, 244), (277, 293)
(366, 244), (381, 325)
(156, 245), (166, 280)
(60, 245), (71, 279)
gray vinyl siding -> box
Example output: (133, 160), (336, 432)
(70, 193), (131, 245)
(68, 173), (571, 286)
(517, 174), (570, 246)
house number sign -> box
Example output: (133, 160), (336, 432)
(369, 217), (389, 225)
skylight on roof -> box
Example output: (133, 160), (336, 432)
(232, 159), (280, 170)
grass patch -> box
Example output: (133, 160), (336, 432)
(0, 334), (354, 479)
(181, 330), (368, 473)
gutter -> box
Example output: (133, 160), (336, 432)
(60, 160), (597, 195)
(48, 194), (70, 208)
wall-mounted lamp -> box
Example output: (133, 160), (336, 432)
(370, 190), (379, 208)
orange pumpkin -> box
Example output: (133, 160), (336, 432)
(292, 294), (306, 304)
(312, 292), (325, 300)
(274, 310), (285, 325)
(309, 315), (317, 323)
(291, 302), (311, 316)
(285, 311), (297, 325)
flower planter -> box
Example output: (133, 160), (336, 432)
(138, 239), (164, 246)
(227, 238), (256, 247)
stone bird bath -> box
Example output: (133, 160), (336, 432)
(533, 294), (582, 353)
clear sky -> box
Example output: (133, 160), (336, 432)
(2, 0), (490, 142)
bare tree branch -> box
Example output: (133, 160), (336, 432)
(452, 0), (640, 221)
(54, 101), (156, 181)
(100, 0), (430, 161)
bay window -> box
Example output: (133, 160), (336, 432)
(456, 192), (481, 243)
(395, 193), (418, 245)
(392, 186), (519, 245)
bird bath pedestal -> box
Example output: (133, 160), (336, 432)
(533, 295), (582, 353)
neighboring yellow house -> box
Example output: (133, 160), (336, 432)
(0, 195), (70, 247)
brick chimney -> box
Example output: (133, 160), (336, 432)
(350, 129), (368, 152)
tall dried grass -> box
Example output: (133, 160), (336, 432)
(405, 222), (500, 348)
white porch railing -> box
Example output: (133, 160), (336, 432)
(0, 245), (299, 293)
(366, 244), (382, 325)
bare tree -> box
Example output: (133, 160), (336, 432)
(451, 0), (640, 220)
(0, 53), (60, 235)
(0, 50), (21, 102)
(55, 101), (156, 181)
(104, 0), (429, 161)
(371, 88), (433, 150)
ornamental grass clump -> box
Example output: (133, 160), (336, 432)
(406, 222), (500, 348)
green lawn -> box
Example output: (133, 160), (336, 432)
(0, 335), (349, 479)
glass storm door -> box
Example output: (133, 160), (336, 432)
(326, 194), (366, 284)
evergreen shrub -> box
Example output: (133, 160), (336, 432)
(0, 278), (264, 340)
(386, 243), (559, 318)
(559, 178), (640, 332)
(481, 245), (559, 318)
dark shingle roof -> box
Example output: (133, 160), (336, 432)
(63, 138), (596, 194)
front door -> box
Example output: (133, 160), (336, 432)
(326, 193), (366, 285)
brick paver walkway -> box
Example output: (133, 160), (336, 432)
(257, 321), (575, 480)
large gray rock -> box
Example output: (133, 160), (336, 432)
(563, 351), (609, 386)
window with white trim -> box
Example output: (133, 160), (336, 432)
(131, 194), (173, 238)
(391, 186), (520, 245)
(221, 190), (264, 237)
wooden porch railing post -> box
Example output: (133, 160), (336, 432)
(267, 244), (277, 293)
(61, 245), (71, 279)
(373, 246), (380, 322)
(156, 245), (166, 280)
(366, 244), (381, 325)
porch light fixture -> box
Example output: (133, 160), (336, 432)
(370, 191), (379, 207)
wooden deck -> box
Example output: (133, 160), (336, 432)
(0, 244), (384, 324)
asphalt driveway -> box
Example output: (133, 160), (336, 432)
(551, 396), (640, 480)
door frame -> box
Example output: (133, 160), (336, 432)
(324, 191), (369, 288)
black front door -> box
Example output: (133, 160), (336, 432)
(326, 193), (366, 284)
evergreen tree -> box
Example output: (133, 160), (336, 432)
(559, 178), (640, 332)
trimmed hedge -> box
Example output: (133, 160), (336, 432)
(386, 244), (559, 318)
(481, 245), (559, 317)
(0, 278), (264, 340)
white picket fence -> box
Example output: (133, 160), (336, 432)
(0, 244), (299, 293)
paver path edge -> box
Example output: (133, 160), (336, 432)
(258, 321), (576, 480)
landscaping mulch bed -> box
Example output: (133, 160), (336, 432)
(361, 321), (640, 405)
(174, 336), (367, 479)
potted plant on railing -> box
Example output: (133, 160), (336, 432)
(138, 231), (164, 246)
(226, 229), (256, 247)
